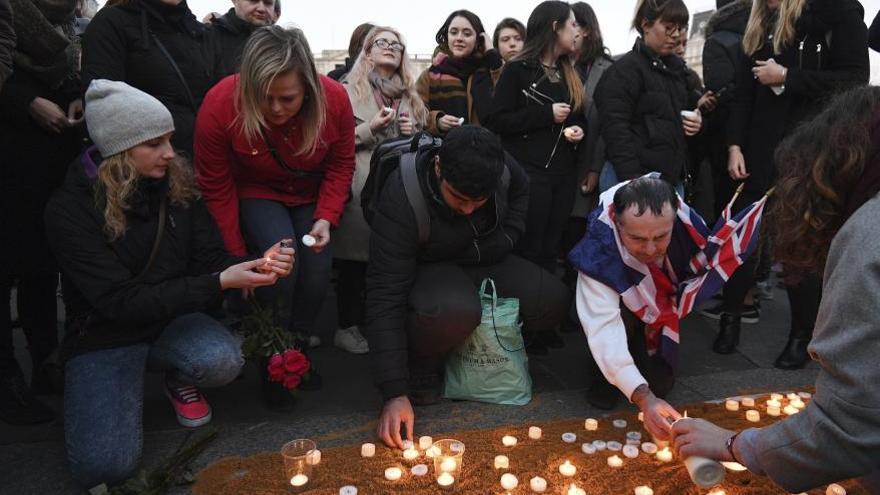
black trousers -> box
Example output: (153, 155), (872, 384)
(335, 259), (367, 329)
(517, 171), (577, 271)
(406, 255), (569, 376)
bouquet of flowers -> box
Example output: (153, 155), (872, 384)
(240, 301), (310, 392)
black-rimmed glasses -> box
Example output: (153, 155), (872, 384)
(373, 39), (405, 52)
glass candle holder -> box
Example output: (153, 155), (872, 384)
(281, 439), (316, 493)
(432, 439), (465, 489)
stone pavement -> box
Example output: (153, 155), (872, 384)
(0, 277), (818, 494)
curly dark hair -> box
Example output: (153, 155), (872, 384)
(437, 126), (505, 198)
(772, 86), (880, 283)
(435, 10), (487, 58)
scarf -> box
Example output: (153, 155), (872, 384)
(844, 111), (880, 219)
(9, 0), (76, 88)
(367, 71), (408, 140)
(425, 51), (483, 122)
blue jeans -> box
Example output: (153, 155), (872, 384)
(64, 313), (243, 489)
(599, 161), (685, 197)
(239, 200), (332, 337)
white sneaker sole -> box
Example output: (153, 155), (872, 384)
(175, 410), (212, 428)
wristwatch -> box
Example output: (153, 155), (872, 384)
(726, 431), (741, 463)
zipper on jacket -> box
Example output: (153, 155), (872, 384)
(816, 43), (822, 71)
(467, 218), (481, 263)
(798, 40), (805, 69)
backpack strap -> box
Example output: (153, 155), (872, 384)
(400, 151), (431, 244)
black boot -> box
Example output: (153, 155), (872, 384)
(712, 313), (741, 354)
(0, 364), (56, 425)
(774, 329), (812, 370)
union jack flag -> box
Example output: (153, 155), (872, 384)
(568, 173), (770, 368)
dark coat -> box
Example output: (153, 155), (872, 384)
(869, 10), (880, 53)
(45, 147), (242, 355)
(701, 0), (751, 137)
(207, 8), (257, 78)
(728, 0), (869, 194)
(364, 149), (529, 400)
(485, 58), (587, 176)
(327, 57), (352, 81)
(81, 0), (216, 159)
(594, 38), (699, 183)
(0, 0), (13, 90)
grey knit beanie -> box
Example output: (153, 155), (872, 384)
(85, 79), (175, 157)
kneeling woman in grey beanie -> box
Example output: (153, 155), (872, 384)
(45, 79), (295, 490)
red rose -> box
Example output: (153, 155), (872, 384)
(282, 349), (310, 376)
(267, 353), (286, 382)
(283, 374), (302, 390)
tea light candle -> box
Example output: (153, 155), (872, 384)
(402, 439), (413, 450)
(607, 455), (624, 468)
(707, 489), (726, 495)
(784, 405), (800, 415)
(384, 467), (402, 481)
(791, 398), (806, 409)
(561, 432), (577, 443)
(656, 447), (673, 462)
(567, 484), (586, 495)
(419, 436), (433, 450)
(613, 419), (628, 428)
(308, 449), (321, 465)
(746, 409), (761, 422)
(426, 445), (440, 458)
(582, 443), (597, 455)
(500, 473), (519, 490)
(339, 486), (357, 495)
(494, 455), (509, 469)
(826, 483), (846, 495)
(559, 460), (577, 477)
(502, 435), (518, 447)
(607, 441), (623, 451)
(403, 448), (419, 460)
(634, 486), (654, 495)
(290, 474), (309, 487)
(742, 397), (756, 408)
(721, 461), (748, 472)
(593, 440), (607, 450)
(529, 426), (542, 440)
(767, 406), (781, 417)
(641, 442), (658, 454)
(770, 393), (784, 401)
(626, 431), (642, 442)
(585, 418), (599, 431)
(411, 464), (428, 476)
(623, 445), (640, 458)
(439, 457), (457, 473)
(302, 235), (317, 247)
(787, 393), (799, 401)
(530, 476), (547, 492)
(798, 391), (812, 399)
(360, 443), (375, 457)
(437, 472), (455, 488)
(725, 399), (739, 411)
(766, 399), (782, 409)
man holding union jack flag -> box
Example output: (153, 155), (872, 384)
(569, 174), (769, 441)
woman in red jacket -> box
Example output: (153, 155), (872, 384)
(195, 26), (355, 354)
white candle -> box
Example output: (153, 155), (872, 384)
(426, 445), (440, 458)
(787, 393), (799, 401)
(634, 486), (654, 495)
(402, 440), (413, 450)
(561, 432), (577, 443)
(593, 440), (607, 450)
(641, 442), (658, 454)
(500, 473), (519, 490)
(290, 474), (309, 487)
(784, 405), (800, 415)
(439, 457), (457, 473)
(766, 399), (782, 409)
(559, 460), (577, 477)
(301, 234), (317, 247)
(725, 399), (740, 411)
(656, 447), (673, 462)
(626, 431), (642, 442)
(528, 426), (542, 440)
(411, 464), (428, 476)
(384, 467), (402, 481)
(721, 461), (748, 472)
(567, 484), (587, 495)
(529, 476), (547, 493)
(360, 443), (375, 458)
(607, 455), (624, 468)
(584, 418), (599, 431)
(419, 436), (433, 450)
(494, 455), (509, 469)
(770, 393), (784, 401)
(402, 448), (419, 460)
(707, 489), (726, 495)
(826, 483), (847, 495)
(581, 443), (596, 455)
(607, 441), (623, 451)
(502, 435), (518, 447)
(742, 397), (756, 408)
(437, 471), (455, 488)
(638, 412), (645, 422)
(613, 419), (628, 428)
(767, 406), (781, 417)
(746, 409), (761, 422)
(623, 445), (640, 458)
(339, 486), (357, 495)
(798, 391), (812, 399)
(791, 398), (806, 409)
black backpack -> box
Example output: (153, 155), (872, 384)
(360, 132), (441, 244)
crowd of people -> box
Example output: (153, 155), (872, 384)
(0, 0), (878, 492)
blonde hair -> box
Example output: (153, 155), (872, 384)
(96, 152), (198, 241)
(742, 0), (807, 55)
(235, 26), (326, 157)
(345, 26), (429, 127)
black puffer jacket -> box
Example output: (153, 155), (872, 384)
(485, 58), (587, 175)
(45, 147), (241, 355)
(82, 0), (216, 158)
(728, 0), (869, 194)
(703, 0), (751, 96)
(207, 8), (258, 78)
(364, 149), (529, 400)
(594, 38), (698, 183)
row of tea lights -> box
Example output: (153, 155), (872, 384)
(724, 391), (811, 420)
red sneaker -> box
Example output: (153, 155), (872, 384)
(164, 380), (212, 427)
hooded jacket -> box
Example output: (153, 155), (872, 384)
(207, 8), (258, 78)
(702, 0), (751, 98)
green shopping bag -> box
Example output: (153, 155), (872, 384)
(443, 278), (532, 405)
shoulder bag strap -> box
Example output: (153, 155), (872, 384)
(151, 34), (197, 113)
(132, 194), (167, 283)
(262, 133), (325, 178)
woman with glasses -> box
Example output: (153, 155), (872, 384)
(593, 0), (701, 195)
(194, 27), (354, 384)
(416, 9), (502, 135)
(484, 0), (585, 354)
(332, 26), (428, 354)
